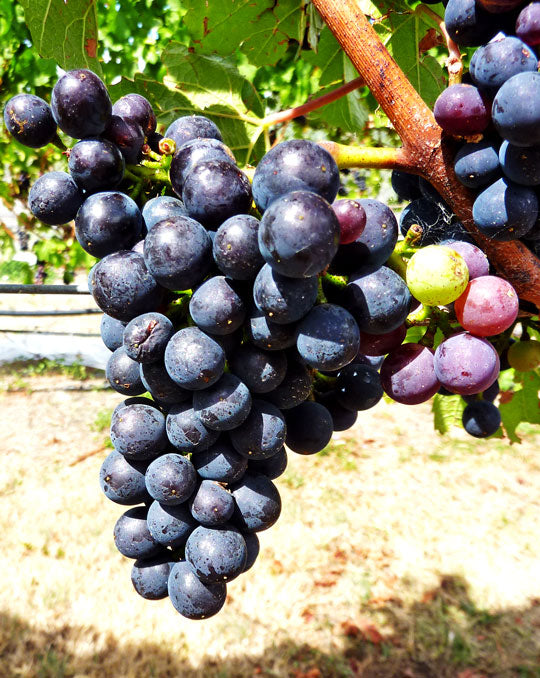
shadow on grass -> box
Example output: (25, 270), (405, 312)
(1, 576), (539, 678)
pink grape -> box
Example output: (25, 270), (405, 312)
(454, 275), (519, 337)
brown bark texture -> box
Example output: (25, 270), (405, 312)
(312, 0), (540, 311)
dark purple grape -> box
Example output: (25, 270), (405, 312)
(192, 440), (248, 483)
(110, 400), (167, 459)
(213, 214), (264, 281)
(99, 449), (150, 505)
(182, 160), (252, 229)
(359, 325), (407, 357)
(297, 303), (360, 371)
(123, 312), (174, 363)
(336, 363), (383, 411)
(331, 199), (367, 244)
(462, 400), (501, 437)
(186, 525), (247, 583)
(229, 344), (287, 394)
(434, 84), (491, 135)
(344, 266), (412, 335)
(145, 453), (197, 505)
(444, 0), (500, 47)
(252, 139), (340, 212)
(170, 138), (236, 196)
(248, 447), (288, 479)
(143, 215), (212, 290)
(284, 401), (333, 455)
(113, 506), (162, 559)
(192, 373), (251, 431)
(242, 532), (260, 572)
(166, 403), (220, 454)
(463, 378), (500, 404)
(248, 310), (299, 351)
(141, 196), (187, 231)
(131, 554), (173, 600)
(499, 140), (540, 186)
(190, 481), (235, 526)
(259, 191), (340, 278)
(112, 93), (156, 136)
(230, 473), (281, 533)
(391, 170), (421, 201)
(434, 332), (500, 395)
(189, 276), (246, 335)
(68, 139), (124, 193)
(3, 94), (57, 148)
(330, 199), (398, 274)
(28, 171), (84, 225)
(472, 35), (537, 96)
(140, 361), (191, 405)
(100, 314), (127, 351)
(492, 72), (540, 147)
(454, 140), (501, 189)
(229, 399), (286, 460)
(516, 2), (540, 45)
(102, 115), (144, 164)
(315, 392), (358, 432)
(399, 198), (452, 244)
(164, 327), (225, 391)
(380, 344), (440, 405)
(472, 178), (538, 240)
(264, 359), (312, 410)
(165, 115), (222, 149)
(91, 250), (163, 322)
(147, 500), (197, 547)
(51, 69), (111, 138)
(76, 192), (143, 258)
(106, 346), (146, 396)
(168, 560), (227, 619)
(253, 264), (318, 325)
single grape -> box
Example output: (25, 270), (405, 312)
(212, 214), (264, 281)
(100, 314), (127, 351)
(113, 506), (162, 560)
(249, 447), (288, 479)
(462, 401), (501, 437)
(230, 473), (281, 533)
(229, 399), (286, 460)
(166, 403), (220, 454)
(472, 35), (537, 95)
(106, 346), (146, 396)
(472, 178), (538, 240)
(284, 401), (333, 454)
(453, 140), (500, 189)
(110, 400), (168, 459)
(252, 139), (340, 212)
(258, 191), (340, 278)
(391, 170), (421, 201)
(145, 453), (197, 505)
(68, 138), (124, 193)
(406, 245), (469, 305)
(168, 560), (227, 619)
(380, 344), (440, 405)
(192, 440), (248, 484)
(359, 325), (407, 357)
(75, 191), (143, 258)
(170, 138), (236, 196)
(229, 344), (287, 394)
(507, 340), (540, 371)
(51, 69), (111, 138)
(112, 93), (156, 136)
(3, 94), (57, 148)
(147, 500), (197, 548)
(190, 481), (235, 527)
(253, 264), (318, 325)
(296, 304), (360, 371)
(164, 327), (225, 391)
(140, 361), (190, 405)
(131, 554), (174, 601)
(399, 198), (452, 245)
(28, 172), (84, 226)
(499, 141), (540, 186)
(434, 332), (500, 395)
(492, 72), (540, 147)
(189, 276), (246, 335)
(434, 84), (491, 135)
(248, 310), (299, 351)
(192, 373), (252, 431)
(444, 0), (500, 47)
(165, 115), (223, 149)
(123, 312), (174, 363)
(332, 199), (367, 244)
(336, 363), (384, 411)
(454, 276), (519, 336)
(103, 115), (144, 164)
(99, 450), (150, 505)
(516, 3), (540, 45)
(141, 196), (188, 231)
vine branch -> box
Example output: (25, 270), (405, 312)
(312, 0), (540, 311)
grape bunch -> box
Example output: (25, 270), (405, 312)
(4, 64), (537, 618)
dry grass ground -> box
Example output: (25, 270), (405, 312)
(0, 368), (539, 678)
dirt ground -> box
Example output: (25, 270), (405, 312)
(0, 366), (539, 678)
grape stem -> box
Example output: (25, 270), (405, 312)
(313, 0), (540, 310)
(415, 5), (463, 86)
(261, 77), (365, 128)
(317, 142), (413, 171)
(386, 251), (407, 280)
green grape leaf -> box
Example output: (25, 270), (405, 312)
(110, 44), (266, 165)
(432, 393), (466, 434)
(18, 0), (102, 75)
(182, 0), (305, 67)
(499, 371), (540, 443)
(302, 28), (369, 133)
(0, 260), (33, 284)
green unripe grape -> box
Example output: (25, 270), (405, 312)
(406, 245), (469, 306)
(507, 340), (540, 371)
